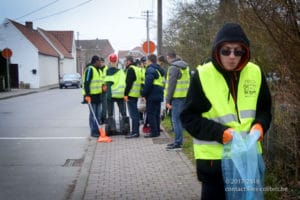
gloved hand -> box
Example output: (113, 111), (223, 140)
(166, 103), (172, 110)
(84, 96), (91, 104)
(223, 128), (233, 144)
(250, 123), (264, 141)
(123, 96), (128, 102)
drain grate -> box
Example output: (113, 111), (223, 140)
(62, 158), (83, 167)
(0, 112), (12, 114)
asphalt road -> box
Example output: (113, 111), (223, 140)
(0, 88), (90, 200)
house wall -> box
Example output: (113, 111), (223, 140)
(1, 19), (79, 88)
(38, 54), (59, 88)
(60, 58), (76, 75)
(0, 20), (40, 88)
(58, 40), (76, 76)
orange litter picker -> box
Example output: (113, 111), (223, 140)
(88, 103), (112, 143)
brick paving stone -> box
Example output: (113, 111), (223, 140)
(78, 130), (201, 200)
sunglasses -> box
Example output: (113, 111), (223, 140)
(220, 49), (245, 57)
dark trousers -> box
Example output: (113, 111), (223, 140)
(107, 98), (126, 118)
(201, 181), (225, 200)
(146, 100), (161, 137)
(127, 97), (139, 135)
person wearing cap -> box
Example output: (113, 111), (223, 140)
(99, 57), (108, 124)
(105, 53), (127, 134)
(180, 23), (272, 199)
(124, 55), (142, 138)
(82, 55), (105, 137)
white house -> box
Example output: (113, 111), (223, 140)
(0, 18), (76, 89)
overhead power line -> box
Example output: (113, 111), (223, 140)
(15, 0), (60, 20)
(33, 0), (93, 21)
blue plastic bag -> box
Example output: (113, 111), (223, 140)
(222, 131), (265, 200)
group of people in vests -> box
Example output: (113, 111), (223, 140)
(82, 22), (272, 199)
(82, 51), (191, 151)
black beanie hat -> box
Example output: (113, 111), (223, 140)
(212, 23), (250, 71)
(213, 23), (250, 49)
(91, 55), (100, 64)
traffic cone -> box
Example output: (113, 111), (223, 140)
(97, 124), (112, 143)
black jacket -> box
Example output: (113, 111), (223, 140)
(124, 66), (137, 97)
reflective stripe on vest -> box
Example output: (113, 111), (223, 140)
(141, 67), (146, 84)
(102, 65), (108, 79)
(127, 65), (142, 97)
(106, 69), (125, 98)
(153, 70), (164, 87)
(82, 66), (103, 95)
(164, 67), (190, 97)
(193, 62), (262, 160)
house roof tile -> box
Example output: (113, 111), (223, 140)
(76, 39), (114, 58)
(40, 29), (73, 58)
(9, 19), (74, 58)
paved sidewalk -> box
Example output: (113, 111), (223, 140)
(0, 88), (201, 199)
(75, 131), (201, 200)
(0, 86), (57, 100)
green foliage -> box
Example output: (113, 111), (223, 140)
(163, 0), (219, 68)
(161, 115), (195, 164)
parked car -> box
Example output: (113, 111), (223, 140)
(59, 73), (81, 89)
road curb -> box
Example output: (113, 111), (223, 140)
(71, 138), (97, 200)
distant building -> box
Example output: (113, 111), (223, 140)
(0, 18), (76, 89)
(75, 39), (114, 74)
(118, 46), (146, 68)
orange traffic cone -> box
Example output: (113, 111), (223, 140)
(97, 124), (112, 143)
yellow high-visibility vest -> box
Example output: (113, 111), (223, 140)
(153, 70), (164, 87)
(105, 69), (125, 98)
(127, 65), (142, 97)
(141, 67), (146, 85)
(164, 67), (190, 97)
(82, 65), (103, 95)
(194, 62), (262, 160)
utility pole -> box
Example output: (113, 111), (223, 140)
(146, 10), (150, 54)
(142, 10), (152, 55)
(157, 0), (163, 55)
(130, 10), (153, 55)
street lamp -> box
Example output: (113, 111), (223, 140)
(128, 10), (152, 54)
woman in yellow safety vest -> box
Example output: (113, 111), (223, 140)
(180, 23), (272, 199)
(105, 53), (127, 134)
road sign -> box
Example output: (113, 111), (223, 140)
(142, 41), (156, 54)
(2, 48), (13, 59)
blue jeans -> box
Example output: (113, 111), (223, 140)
(127, 97), (139, 135)
(171, 98), (185, 145)
(146, 100), (161, 136)
(89, 103), (102, 136)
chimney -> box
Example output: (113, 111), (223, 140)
(25, 21), (33, 30)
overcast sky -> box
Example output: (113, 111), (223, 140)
(0, 0), (179, 52)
